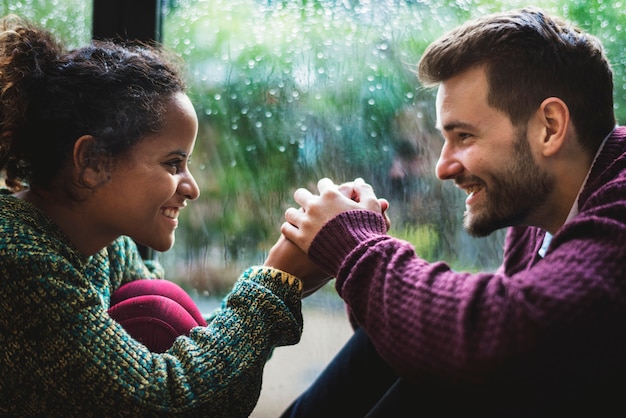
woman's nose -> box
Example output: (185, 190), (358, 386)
(179, 171), (200, 200)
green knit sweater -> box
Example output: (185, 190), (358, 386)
(0, 194), (303, 417)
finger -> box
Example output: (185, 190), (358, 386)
(352, 178), (379, 207)
(377, 198), (391, 229)
(379, 198), (389, 212)
(382, 212), (391, 230)
(337, 181), (355, 199)
(316, 177), (336, 194)
(280, 221), (309, 252)
(293, 187), (315, 208)
(280, 220), (297, 239)
(284, 207), (303, 227)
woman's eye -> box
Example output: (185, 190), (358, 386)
(165, 160), (183, 174)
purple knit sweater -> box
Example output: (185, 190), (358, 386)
(309, 126), (626, 415)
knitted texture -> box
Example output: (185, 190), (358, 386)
(0, 196), (303, 417)
(309, 127), (626, 415)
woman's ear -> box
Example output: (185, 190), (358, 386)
(72, 135), (111, 188)
(537, 97), (570, 158)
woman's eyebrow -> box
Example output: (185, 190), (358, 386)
(166, 150), (189, 158)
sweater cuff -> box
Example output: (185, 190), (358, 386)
(241, 266), (303, 299)
(230, 266), (303, 347)
(308, 210), (388, 277)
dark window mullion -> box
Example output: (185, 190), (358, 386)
(92, 0), (163, 260)
(92, 0), (162, 43)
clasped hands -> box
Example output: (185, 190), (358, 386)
(264, 177), (389, 297)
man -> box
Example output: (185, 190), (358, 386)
(279, 7), (626, 417)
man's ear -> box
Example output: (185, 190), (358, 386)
(72, 135), (111, 188)
(537, 97), (570, 158)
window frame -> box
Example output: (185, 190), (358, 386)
(92, 0), (162, 43)
(92, 0), (163, 259)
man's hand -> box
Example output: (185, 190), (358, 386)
(282, 177), (390, 254)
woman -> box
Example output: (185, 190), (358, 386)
(0, 15), (327, 417)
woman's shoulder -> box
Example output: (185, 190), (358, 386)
(0, 193), (74, 260)
(0, 193), (39, 236)
(1, 193), (54, 232)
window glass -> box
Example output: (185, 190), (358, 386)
(161, 0), (626, 297)
(0, 0), (92, 48)
(163, 1), (474, 294)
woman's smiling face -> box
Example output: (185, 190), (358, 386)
(92, 92), (200, 252)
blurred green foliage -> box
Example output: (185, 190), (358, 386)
(3, 0), (625, 293)
(0, 0), (92, 48)
(160, 0), (626, 292)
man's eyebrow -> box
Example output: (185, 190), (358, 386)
(439, 121), (476, 132)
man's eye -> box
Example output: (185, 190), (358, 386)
(457, 132), (474, 143)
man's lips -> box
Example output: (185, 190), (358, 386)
(456, 179), (484, 206)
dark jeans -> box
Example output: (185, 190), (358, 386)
(280, 326), (626, 418)
(280, 327), (416, 418)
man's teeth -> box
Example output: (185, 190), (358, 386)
(465, 186), (480, 195)
(162, 208), (179, 219)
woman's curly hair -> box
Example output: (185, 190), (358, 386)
(0, 14), (187, 191)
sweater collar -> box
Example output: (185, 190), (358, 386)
(539, 126), (620, 258)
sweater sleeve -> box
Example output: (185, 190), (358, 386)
(308, 204), (626, 387)
(108, 236), (165, 283)
(1, 241), (302, 417)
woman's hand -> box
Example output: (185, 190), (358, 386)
(264, 234), (332, 297)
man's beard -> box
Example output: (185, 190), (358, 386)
(464, 126), (553, 237)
